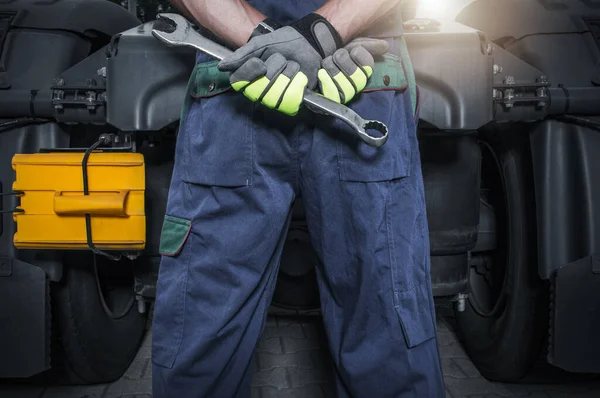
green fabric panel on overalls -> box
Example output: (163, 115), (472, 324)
(190, 60), (233, 99)
(159, 215), (192, 257)
(188, 55), (409, 98)
(183, 50), (417, 118)
(364, 53), (408, 92)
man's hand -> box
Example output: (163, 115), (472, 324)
(227, 54), (308, 116)
(168, 0), (403, 114)
(216, 13), (345, 115)
(218, 14), (343, 90)
(318, 37), (388, 104)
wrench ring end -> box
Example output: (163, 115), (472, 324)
(361, 120), (389, 147)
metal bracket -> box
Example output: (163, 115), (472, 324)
(493, 75), (550, 109)
(50, 78), (106, 112)
(39, 132), (136, 153)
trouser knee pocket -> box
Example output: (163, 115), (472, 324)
(152, 215), (192, 368)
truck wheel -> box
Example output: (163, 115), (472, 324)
(454, 130), (548, 382)
(49, 252), (148, 384)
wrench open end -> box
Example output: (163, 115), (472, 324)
(359, 120), (389, 148)
(151, 13), (190, 47)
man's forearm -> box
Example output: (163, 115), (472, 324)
(170, 0), (266, 47)
(316, 0), (403, 44)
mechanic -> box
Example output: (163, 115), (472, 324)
(151, 0), (446, 397)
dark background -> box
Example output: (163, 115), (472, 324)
(109, 0), (176, 22)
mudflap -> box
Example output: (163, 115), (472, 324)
(0, 257), (50, 378)
(548, 254), (600, 373)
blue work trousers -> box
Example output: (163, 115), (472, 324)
(151, 2), (445, 397)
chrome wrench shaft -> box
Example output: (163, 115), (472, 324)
(151, 13), (388, 147)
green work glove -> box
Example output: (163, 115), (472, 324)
(227, 53), (308, 116)
(218, 13), (343, 91)
(317, 38), (389, 104)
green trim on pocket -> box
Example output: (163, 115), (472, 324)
(187, 54), (409, 98)
(364, 53), (408, 92)
(159, 215), (192, 257)
(190, 60), (233, 99)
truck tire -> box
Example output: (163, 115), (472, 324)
(50, 252), (148, 384)
(272, 224), (321, 310)
(454, 129), (548, 382)
(271, 201), (321, 311)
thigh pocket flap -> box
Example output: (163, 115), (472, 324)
(394, 282), (436, 348)
(180, 61), (255, 188)
(159, 215), (191, 257)
(335, 54), (413, 183)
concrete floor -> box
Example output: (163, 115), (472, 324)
(3, 302), (600, 398)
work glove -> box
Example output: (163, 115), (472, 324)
(218, 13), (343, 116)
(219, 13), (343, 89)
(247, 18), (283, 41)
(317, 38), (389, 104)
(227, 53), (308, 116)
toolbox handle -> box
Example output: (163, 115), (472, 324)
(53, 191), (129, 216)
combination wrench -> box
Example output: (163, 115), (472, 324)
(151, 13), (389, 148)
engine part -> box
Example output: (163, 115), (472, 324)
(105, 22), (195, 132)
(530, 119), (600, 279)
(404, 20), (494, 130)
(548, 254), (600, 373)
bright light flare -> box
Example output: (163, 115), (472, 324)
(414, 0), (470, 22)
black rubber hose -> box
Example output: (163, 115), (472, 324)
(548, 87), (600, 116)
(556, 115), (600, 132)
(0, 117), (50, 133)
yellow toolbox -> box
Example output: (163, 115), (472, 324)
(11, 151), (146, 251)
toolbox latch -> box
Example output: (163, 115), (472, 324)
(54, 190), (129, 216)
